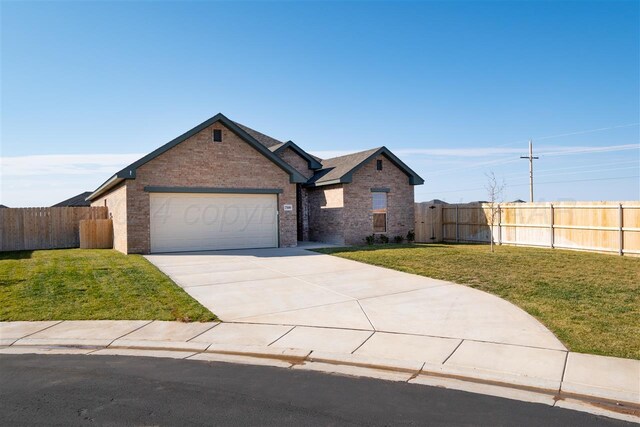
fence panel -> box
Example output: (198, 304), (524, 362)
(414, 203), (443, 242)
(415, 201), (640, 256)
(0, 207), (109, 251)
(79, 219), (113, 249)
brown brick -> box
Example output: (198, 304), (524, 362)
(95, 122), (297, 254)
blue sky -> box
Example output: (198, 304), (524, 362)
(1, 0), (638, 206)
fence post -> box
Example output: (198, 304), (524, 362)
(455, 205), (459, 242)
(619, 203), (624, 256)
(550, 203), (554, 249)
(497, 204), (502, 245)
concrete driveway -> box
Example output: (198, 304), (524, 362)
(146, 248), (565, 350)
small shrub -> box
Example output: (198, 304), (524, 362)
(406, 230), (415, 243)
(394, 235), (404, 244)
(378, 234), (389, 244)
(365, 234), (376, 245)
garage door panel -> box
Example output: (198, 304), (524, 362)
(150, 193), (278, 253)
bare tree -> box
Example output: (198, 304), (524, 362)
(485, 172), (506, 252)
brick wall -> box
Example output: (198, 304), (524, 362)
(121, 122), (297, 254)
(279, 147), (315, 241)
(308, 184), (345, 244)
(342, 155), (415, 245)
(277, 147), (314, 179)
(90, 182), (128, 253)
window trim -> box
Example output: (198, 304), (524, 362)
(372, 191), (387, 233)
(213, 129), (223, 142)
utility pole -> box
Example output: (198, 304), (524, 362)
(520, 139), (539, 202)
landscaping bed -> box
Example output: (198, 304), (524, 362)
(0, 249), (216, 322)
(315, 243), (640, 360)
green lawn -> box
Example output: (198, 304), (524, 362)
(315, 243), (640, 360)
(0, 249), (216, 322)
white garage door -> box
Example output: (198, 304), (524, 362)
(149, 193), (278, 253)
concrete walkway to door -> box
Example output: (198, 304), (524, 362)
(145, 247), (565, 351)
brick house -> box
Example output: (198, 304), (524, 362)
(88, 113), (424, 254)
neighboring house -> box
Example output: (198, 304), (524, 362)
(0, 204), (8, 208)
(52, 191), (93, 207)
(87, 113), (424, 254)
(424, 199), (449, 205)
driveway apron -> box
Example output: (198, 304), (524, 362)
(146, 248), (565, 350)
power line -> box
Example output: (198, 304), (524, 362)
(539, 144), (639, 157)
(499, 160), (639, 179)
(536, 123), (640, 141)
(494, 123), (639, 148)
(421, 175), (640, 195)
(521, 175), (640, 187)
(427, 143), (638, 177)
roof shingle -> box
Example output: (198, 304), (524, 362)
(52, 191), (93, 207)
(307, 147), (381, 186)
(233, 121), (283, 148)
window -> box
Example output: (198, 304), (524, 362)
(376, 159), (383, 171)
(213, 129), (222, 142)
(372, 192), (387, 232)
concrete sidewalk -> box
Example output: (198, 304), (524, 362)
(1, 320), (638, 423)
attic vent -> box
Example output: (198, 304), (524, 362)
(376, 160), (383, 171)
(213, 129), (222, 142)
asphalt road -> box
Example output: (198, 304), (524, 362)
(0, 354), (632, 426)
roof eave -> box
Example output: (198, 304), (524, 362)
(92, 113), (307, 195)
(350, 147), (425, 186)
(86, 175), (126, 201)
(304, 178), (345, 188)
(274, 141), (323, 170)
(220, 120), (308, 182)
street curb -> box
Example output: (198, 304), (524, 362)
(3, 340), (638, 420)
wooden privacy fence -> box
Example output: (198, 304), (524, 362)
(79, 219), (113, 249)
(415, 201), (640, 256)
(0, 207), (109, 251)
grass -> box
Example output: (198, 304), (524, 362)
(0, 249), (216, 322)
(315, 243), (640, 360)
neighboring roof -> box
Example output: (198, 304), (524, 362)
(0, 204), (8, 208)
(52, 191), (93, 207)
(88, 113), (307, 201)
(424, 199), (448, 205)
(271, 140), (322, 170)
(306, 147), (425, 187)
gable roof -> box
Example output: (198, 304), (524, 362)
(306, 146), (424, 187)
(271, 140), (323, 170)
(88, 113), (307, 201)
(52, 191), (93, 207)
(234, 122), (323, 170)
(233, 121), (283, 148)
